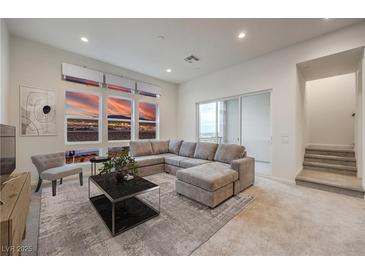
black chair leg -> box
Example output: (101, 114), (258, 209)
(52, 180), (57, 196)
(60, 178), (63, 185)
(35, 177), (43, 192)
(79, 172), (83, 186)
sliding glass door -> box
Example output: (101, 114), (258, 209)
(198, 98), (240, 144)
(221, 98), (240, 144)
(241, 92), (271, 162)
(198, 102), (218, 142)
(197, 91), (272, 174)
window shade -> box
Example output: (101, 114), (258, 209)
(136, 82), (161, 97)
(105, 74), (135, 92)
(62, 63), (103, 86)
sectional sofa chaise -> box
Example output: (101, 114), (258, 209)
(129, 140), (255, 208)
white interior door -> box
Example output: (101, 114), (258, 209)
(241, 92), (271, 162)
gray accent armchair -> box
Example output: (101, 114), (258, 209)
(31, 152), (83, 196)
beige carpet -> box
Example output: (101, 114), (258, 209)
(37, 173), (254, 255)
(192, 176), (365, 255)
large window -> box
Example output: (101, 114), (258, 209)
(107, 96), (132, 141)
(62, 67), (162, 160)
(65, 149), (100, 164)
(108, 146), (129, 157)
(65, 91), (100, 143)
(138, 102), (158, 139)
(65, 90), (160, 145)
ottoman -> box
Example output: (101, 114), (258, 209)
(175, 162), (239, 208)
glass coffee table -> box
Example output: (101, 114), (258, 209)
(88, 172), (160, 236)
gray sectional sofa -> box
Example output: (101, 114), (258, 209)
(129, 140), (255, 208)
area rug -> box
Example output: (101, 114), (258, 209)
(38, 173), (254, 255)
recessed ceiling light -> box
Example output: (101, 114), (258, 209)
(81, 36), (89, 42)
(238, 32), (246, 39)
(166, 68), (172, 73)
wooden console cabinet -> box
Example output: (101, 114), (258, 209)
(0, 172), (31, 256)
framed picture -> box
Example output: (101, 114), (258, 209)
(20, 85), (57, 136)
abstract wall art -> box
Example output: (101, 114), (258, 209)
(20, 85), (57, 136)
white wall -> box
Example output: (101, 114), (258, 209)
(305, 73), (356, 147)
(355, 64), (363, 178)
(0, 19), (9, 124)
(362, 51), (365, 187)
(9, 36), (179, 182)
(178, 22), (365, 181)
(296, 69), (306, 175)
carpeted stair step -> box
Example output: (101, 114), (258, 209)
(303, 161), (357, 176)
(304, 154), (356, 167)
(305, 147), (355, 158)
(295, 169), (364, 198)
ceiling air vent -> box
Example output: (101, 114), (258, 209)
(184, 55), (200, 63)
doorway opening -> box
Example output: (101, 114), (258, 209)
(296, 47), (364, 197)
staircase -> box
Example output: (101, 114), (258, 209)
(304, 147), (357, 176)
(296, 145), (364, 198)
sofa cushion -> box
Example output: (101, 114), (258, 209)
(179, 158), (211, 168)
(176, 162), (238, 192)
(160, 153), (178, 158)
(129, 140), (153, 157)
(169, 139), (183, 154)
(193, 142), (218, 161)
(175, 179), (234, 208)
(40, 165), (82, 181)
(214, 144), (246, 164)
(165, 155), (189, 167)
(151, 140), (169, 154)
(135, 155), (165, 167)
(179, 142), (197, 157)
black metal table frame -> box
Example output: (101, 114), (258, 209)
(88, 176), (160, 236)
(90, 162), (97, 176)
(90, 157), (110, 176)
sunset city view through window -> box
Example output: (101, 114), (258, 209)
(66, 91), (158, 142)
(107, 97), (132, 140)
(66, 91), (100, 142)
(138, 102), (157, 139)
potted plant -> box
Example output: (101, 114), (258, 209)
(98, 155), (138, 181)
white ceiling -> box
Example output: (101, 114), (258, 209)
(6, 18), (364, 84)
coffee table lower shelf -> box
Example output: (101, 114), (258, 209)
(90, 194), (159, 236)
